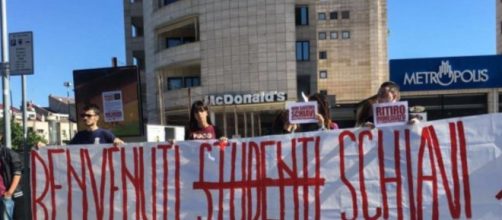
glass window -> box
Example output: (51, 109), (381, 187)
(160, 0), (178, 8)
(499, 93), (502, 112)
(295, 6), (309, 26)
(319, 70), (328, 79)
(167, 77), (183, 90)
(166, 37), (195, 49)
(318, 13), (326, 20)
(166, 38), (183, 48)
(297, 75), (311, 98)
(330, 11), (338, 20)
(404, 94), (487, 120)
(341, 11), (350, 19)
(319, 51), (327, 60)
(318, 32), (327, 40)
(185, 77), (201, 88)
(167, 76), (201, 90)
(330, 31), (338, 39)
(296, 41), (310, 61)
(342, 31), (351, 39)
(132, 25), (139, 38)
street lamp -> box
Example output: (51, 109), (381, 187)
(64, 81), (73, 141)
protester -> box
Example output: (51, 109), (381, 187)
(0, 145), (23, 219)
(69, 104), (124, 145)
(185, 100), (225, 141)
(355, 81), (419, 128)
(272, 110), (298, 134)
(301, 93), (339, 131)
(355, 95), (378, 128)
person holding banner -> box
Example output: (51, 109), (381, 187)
(69, 104), (124, 145)
(356, 81), (419, 128)
(0, 146), (23, 219)
(355, 95), (377, 127)
(272, 110), (298, 134)
(301, 93), (339, 131)
(186, 100), (225, 141)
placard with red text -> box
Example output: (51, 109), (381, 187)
(288, 101), (318, 124)
(373, 101), (409, 127)
(31, 114), (502, 219)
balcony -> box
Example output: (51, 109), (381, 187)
(159, 63), (202, 109)
(163, 86), (203, 110)
(155, 42), (200, 69)
(156, 17), (199, 51)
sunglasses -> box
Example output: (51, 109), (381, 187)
(80, 113), (96, 118)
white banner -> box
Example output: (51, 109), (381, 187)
(31, 114), (502, 219)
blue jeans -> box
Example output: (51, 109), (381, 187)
(0, 197), (14, 220)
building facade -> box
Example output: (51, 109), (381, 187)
(390, 55), (502, 121)
(498, 0), (501, 54)
(31, 100), (78, 145)
(0, 103), (77, 146)
(48, 95), (76, 121)
(123, 0), (388, 136)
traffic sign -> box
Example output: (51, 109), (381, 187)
(9, 31), (33, 75)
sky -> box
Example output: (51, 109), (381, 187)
(7, 0), (126, 107)
(5, 0), (496, 107)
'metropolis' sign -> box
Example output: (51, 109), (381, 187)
(206, 91), (287, 105)
(390, 55), (502, 91)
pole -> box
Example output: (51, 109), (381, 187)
(64, 81), (72, 140)
(188, 88), (191, 121)
(22, 75), (31, 220)
(67, 87), (71, 138)
(0, 0), (11, 148)
(22, 76), (26, 141)
(112, 57), (117, 68)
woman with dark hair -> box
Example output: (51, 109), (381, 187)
(355, 95), (378, 127)
(185, 100), (222, 140)
(272, 110), (298, 134)
(272, 93), (337, 134)
(309, 93), (338, 130)
(301, 93), (339, 131)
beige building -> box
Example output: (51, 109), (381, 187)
(30, 101), (78, 145)
(498, 0), (502, 54)
(0, 104), (77, 146)
(123, 0), (388, 135)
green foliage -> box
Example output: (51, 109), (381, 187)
(0, 118), (47, 150)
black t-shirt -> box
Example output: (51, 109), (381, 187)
(69, 128), (116, 145)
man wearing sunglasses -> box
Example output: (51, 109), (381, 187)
(69, 104), (124, 145)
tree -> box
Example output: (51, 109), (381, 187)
(0, 118), (47, 150)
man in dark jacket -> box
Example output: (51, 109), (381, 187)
(0, 146), (23, 219)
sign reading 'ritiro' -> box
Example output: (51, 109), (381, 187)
(206, 91), (287, 105)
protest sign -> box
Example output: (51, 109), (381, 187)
(31, 114), (502, 219)
(288, 101), (318, 124)
(102, 90), (124, 122)
(373, 101), (409, 127)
